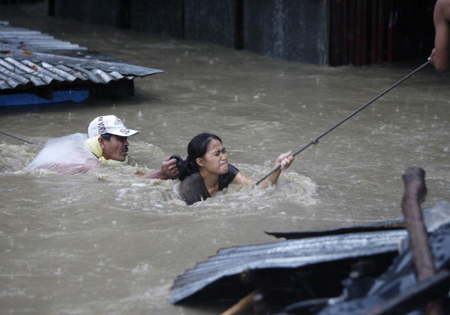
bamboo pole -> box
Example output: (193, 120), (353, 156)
(221, 290), (259, 315)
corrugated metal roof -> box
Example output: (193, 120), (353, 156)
(0, 22), (163, 91)
(0, 21), (86, 52)
(266, 216), (411, 240)
(171, 204), (450, 306)
(318, 223), (450, 315)
(266, 208), (435, 240)
(170, 229), (407, 304)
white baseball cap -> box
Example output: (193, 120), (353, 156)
(88, 115), (139, 138)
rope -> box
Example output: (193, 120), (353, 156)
(0, 130), (38, 145)
(255, 60), (431, 186)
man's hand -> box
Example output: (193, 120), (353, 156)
(160, 156), (179, 179)
(141, 156), (179, 179)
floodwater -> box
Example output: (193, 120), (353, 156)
(1, 4), (449, 315)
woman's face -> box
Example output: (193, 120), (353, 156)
(198, 139), (228, 175)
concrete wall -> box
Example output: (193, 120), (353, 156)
(53, 0), (118, 26)
(51, 0), (328, 66)
(130, 0), (183, 38)
(184, 0), (237, 48)
(244, 0), (327, 65)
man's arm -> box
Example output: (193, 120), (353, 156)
(79, 159), (100, 173)
(141, 156), (179, 179)
(431, 0), (450, 72)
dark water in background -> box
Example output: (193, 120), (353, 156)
(0, 4), (449, 315)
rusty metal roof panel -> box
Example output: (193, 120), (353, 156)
(4, 50), (163, 76)
(266, 218), (408, 240)
(91, 69), (114, 84)
(41, 62), (77, 81)
(266, 208), (432, 240)
(0, 64), (29, 84)
(0, 23), (163, 91)
(0, 51), (163, 90)
(55, 64), (89, 81)
(0, 23), (86, 51)
(0, 80), (11, 90)
(1, 42), (83, 51)
(21, 59), (65, 82)
(108, 71), (125, 80)
(170, 229), (407, 304)
(71, 65), (102, 84)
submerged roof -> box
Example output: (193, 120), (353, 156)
(171, 203), (450, 305)
(170, 229), (407, 304)
(0, 21), (163, 91)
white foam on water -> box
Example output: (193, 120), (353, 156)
(0, 143), (37, 173)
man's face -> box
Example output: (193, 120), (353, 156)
(99, 135), (129, 161)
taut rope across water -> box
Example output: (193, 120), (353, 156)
(255, 60), (431, 186)
(0, 130), (38, 145)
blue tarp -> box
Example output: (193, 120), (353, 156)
(0, 89), (89, 106)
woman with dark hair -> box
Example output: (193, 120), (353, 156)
(174, 133), (294, 205)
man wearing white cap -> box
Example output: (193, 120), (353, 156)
(26, 115), (178, 179)
(85, 115), (178, 178)
(86, 115), (138, 165)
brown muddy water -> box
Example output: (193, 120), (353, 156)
(1, 3), (449, 315)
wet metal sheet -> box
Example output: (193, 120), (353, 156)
(266, 218), (408, 240)
(3, 51), (162, 77)
(170, 229), (407, 304)
(266, 208), (433, 240)
(0, 22), (163, 91)
(317, 222), (450, 314)
(0, 25), (85, 51)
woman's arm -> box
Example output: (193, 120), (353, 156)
(232, 171), (255, 186)
(232, 150), (294, 188)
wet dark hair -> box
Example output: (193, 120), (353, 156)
(101, 133), (111, 141)
(173, 133), (222, 181)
